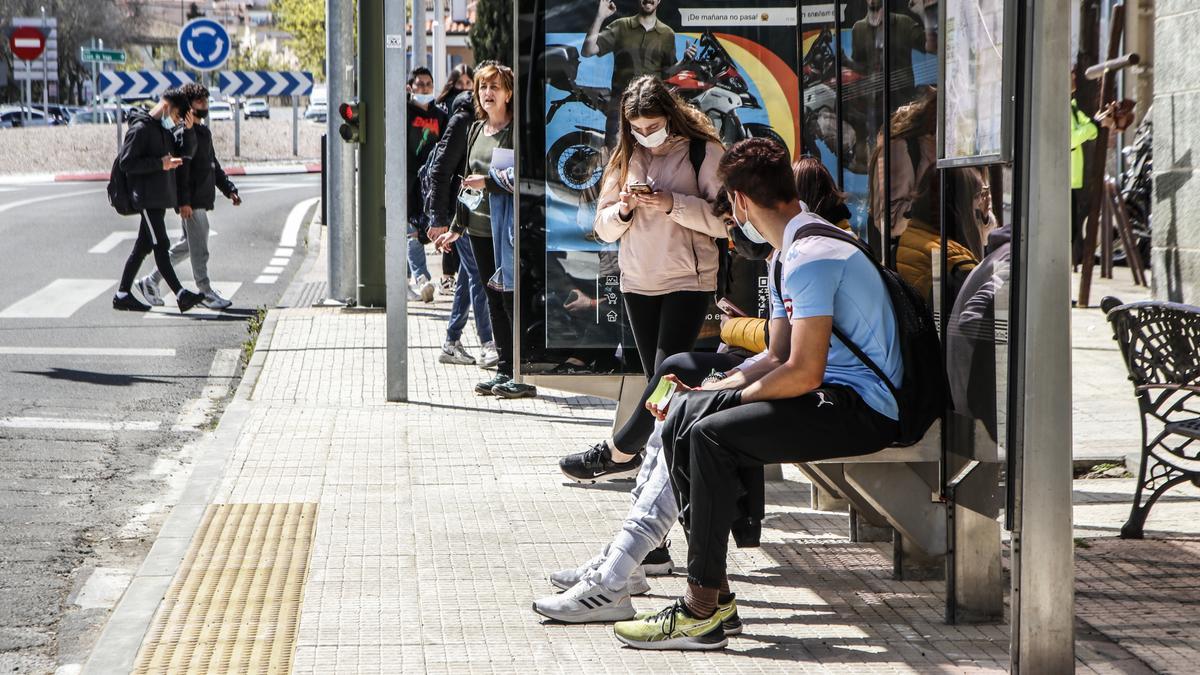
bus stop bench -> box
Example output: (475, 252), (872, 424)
(1101, 296), (1200, 538)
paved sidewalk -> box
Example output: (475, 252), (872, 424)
(83, 259), (1200, 673)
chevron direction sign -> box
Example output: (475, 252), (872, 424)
(219, 71), (315, 97)
(99, 71), (196, 98)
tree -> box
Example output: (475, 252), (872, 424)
(469, 0), (510, 65)
(271, 0), (325, 74)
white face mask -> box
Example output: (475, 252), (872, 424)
(734, 193), (767, 244)
(632, 126), (669, 148)
(412, 92), (435, 106)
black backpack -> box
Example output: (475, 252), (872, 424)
(775, 220), (948, 446)
(107, 156), (136, 216)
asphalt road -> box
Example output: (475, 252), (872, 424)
(0, 175), (319, 673)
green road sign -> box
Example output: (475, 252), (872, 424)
(81, 48), (125, 64)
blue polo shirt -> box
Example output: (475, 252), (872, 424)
(769, 214), (902, 419)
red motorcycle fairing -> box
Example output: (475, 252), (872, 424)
(665, 70), (712, 92)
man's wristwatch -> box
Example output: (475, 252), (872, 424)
(701, 370), (727, 387)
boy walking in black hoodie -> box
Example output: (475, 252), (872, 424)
(136, 84), (241, 310)
(113, 88), (204, 313)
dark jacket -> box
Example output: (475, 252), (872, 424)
(118, 108), (196, 211)
(408, 99), (448, 220)
(177, 123), (237, 211)
(424, 91), (475, 230)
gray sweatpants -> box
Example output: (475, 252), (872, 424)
(148, 209), (212, 293)
(596, 420), (679, 590)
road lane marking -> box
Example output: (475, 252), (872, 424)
(0, 188), (102, 216)
(262, 266), (284, 274)
(174, 348), (240, 431)
(0, 347), (175, 357)
(0, 416), (160, 431)
(269, 257), (289, 266)
(0, 279), (113, 319)
(146, 281), (242, 319)
(89, 228), (210, 254)
(274, 247), (293, 257)
(254, 275), (278, 284)
(278, 197), (320, 247)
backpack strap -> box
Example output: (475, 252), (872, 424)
(773, 221), (900, 397)
(689, 138), (707, 184)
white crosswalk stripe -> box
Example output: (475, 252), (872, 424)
(0, 279), (113, 319)
(89, 229), (217, 254)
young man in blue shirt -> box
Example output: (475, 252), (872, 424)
(614, 138), (903, 650)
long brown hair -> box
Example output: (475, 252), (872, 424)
(437, 63), (474, 106)
(473, 62), (513, 121)
(793, 157), (847, 222)
(601, 76), (721, 192)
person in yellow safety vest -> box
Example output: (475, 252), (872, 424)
(1070, 96), (1098, 264)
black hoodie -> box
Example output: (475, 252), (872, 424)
(424, 90), (476, 230)
(118, 108), (196, 210)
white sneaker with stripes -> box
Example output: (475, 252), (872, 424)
(532, 571), (635, 623)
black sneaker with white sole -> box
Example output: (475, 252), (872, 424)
(641, 540), (674, 576)
(112, 293), (151, 312)
(176, 289), (204, 313)
(559, 442), (642, 483)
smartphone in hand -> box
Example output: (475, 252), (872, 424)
(627, 182), (653, 195)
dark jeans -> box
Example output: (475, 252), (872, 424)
(471, 234), (514, 376)
(663, 384), (898, 589)
(623, 290), (711, 383)
(611, 351), (745, 455)
(119, 209), (184, 294)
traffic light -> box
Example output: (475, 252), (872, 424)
(338, 100), (363, 143)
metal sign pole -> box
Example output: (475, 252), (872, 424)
(292, 96), (299, 156)
(233, 96), (241, 157)
(384, 2), (409, 401)
(1010, 0), (1074, 671)
(40, 8), (48, 110)
(327, 0), (358, 302)
(25, 61), (32, 124)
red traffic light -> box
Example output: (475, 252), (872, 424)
(338, 100), (362, 143)
(339, 101), (359, 122)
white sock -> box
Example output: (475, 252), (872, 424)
(176, 290), (187, 300)
(116, 291), (130, 299)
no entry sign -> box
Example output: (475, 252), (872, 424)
(10, 26), (46, 61)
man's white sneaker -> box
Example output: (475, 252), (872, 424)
(415, 274), (435, 303)
(479, 341), (500, 369)
(549, 550), (649, 595)
(135, 277), (164, 307)
(407, 284), (421, 301)
(532, 572), (635, 623)
(438, 340), (476, 365)
(201, 291), (232, 310)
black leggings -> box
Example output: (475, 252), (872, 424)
(119, 209), (184, 294)
(470, 234), (514, 376)
(611, 351), (745, 454)
(623, 290), (711, 388)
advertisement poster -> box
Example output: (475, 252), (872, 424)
(541, 0), (799, 351)
(942, 0), (1007, 162)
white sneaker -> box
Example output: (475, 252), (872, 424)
(407, 284), (421, 301)
(479, 341), (500, 369)
(415, 274), (435, 303)
(201, 290), (232, 310)
(549, 548), (649, 596)
(532, 571), (635, 623)
(135, 277), (164, 307)
(438, 340), (476, 365)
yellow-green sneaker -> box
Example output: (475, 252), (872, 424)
(614, 600), (727, 650)
(634, 594), (742, 636)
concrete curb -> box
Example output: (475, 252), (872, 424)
(81, 207), (317, 675)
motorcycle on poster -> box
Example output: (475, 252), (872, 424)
(541, 0), (800, 351)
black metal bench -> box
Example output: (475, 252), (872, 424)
(1101, 296), (1200, 538)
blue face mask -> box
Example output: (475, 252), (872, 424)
(161, 116), (176, 131)
(734, 194), (767, 244)
(458, 187), (484, 211)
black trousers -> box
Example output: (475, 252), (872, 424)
(623, 290), (711, 384)
(612, 351), (744, 454)
(470, 234), (514, 376)
(662, 384), (898, 589)
(442, 243), (460, 277)
(119, 209), (184, 294)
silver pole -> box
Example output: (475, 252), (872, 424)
(233, 96), (241, 157)
(432, 0), (447, 86)
(25, 61), (32, 124)
(1010, 0), (1074, 672)
(412, 0), (426, 70)
(40, 7), (48, 110)
(326, 0), (358, 302)
(115, 96), (122, 151)
(292, 96), (299, 156)
(91, 39), (98, 119)
(384, 0), (409, 401)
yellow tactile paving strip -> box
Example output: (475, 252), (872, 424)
(133, 503), (318, 674)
